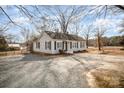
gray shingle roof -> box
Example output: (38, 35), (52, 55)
(45, 31), (84, 41)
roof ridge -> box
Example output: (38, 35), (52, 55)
(44, 31), (84, 41)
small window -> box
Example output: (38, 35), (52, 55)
(77, 42), (78, 48)
(36, 42), (40, 49)
(57, 42), (62, 48)
(82, 42), (85, 47)
(80, 42), (83, 48)
(38, 42), (40, 49)
(73, 43), (75, 48)
(49, 41), (51, 49)
(74, 42), (76, 48)
(57, 42), (59, 48)
(45, 41), (51, 50)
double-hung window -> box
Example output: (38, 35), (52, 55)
(80, 42), (83, 48)
(45, 41), (51, 50)
(77, 42), (78, 48)
(57, 42), (62, 49)
(36, 42), (40, 49)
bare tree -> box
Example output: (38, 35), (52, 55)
(20, 28), (31, 43)
(118, 19), (124, 33)
(82, 24), (93, 48)
(94, 26), (107, 51)
(115, 5), (124, 11)
(0, 23), (9, 36)
(42, 6), (85, 33)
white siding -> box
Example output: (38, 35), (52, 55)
(33, 32), (53, 54)
(33, 32), (87, 54)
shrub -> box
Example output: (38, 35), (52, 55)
(59, 49), (65, 54)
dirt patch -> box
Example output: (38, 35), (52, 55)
(87, 69), (124, 88)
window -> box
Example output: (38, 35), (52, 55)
(45, 41), (51, 50)
(38, 42), (40, 49)
(36, 42), (40, 49)
(45, 42), (47, 50)
(73, 42), (77, 48)
(82, 42), (85, 47)
(75, 43), (77, 48)
(49, 41), (51, 49)
(77, 42), (78, 48)
(57, 42), (62, 48)
(57, 42), (59, 48)
(80, 42), (84, 48)
(80, 42), (82, 48)
(73, 42), (75, 48)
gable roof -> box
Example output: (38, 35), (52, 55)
(44, 31), (85, 41)
(33, 31), (85, 41)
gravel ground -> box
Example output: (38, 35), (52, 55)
(0, 53), (124, 88)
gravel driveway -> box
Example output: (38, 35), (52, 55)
(0, 53), (124, 88)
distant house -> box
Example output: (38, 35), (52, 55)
(33, 31), (86, 54)
(8, 43), (21, 49)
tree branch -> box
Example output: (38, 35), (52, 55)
(115, 5), (124, 11)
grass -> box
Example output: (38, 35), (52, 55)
(90, 69), (124, 88)
(88, 46), (124, 56)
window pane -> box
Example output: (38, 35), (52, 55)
(38, 42), (40, 49)
(77, 42), (78, 48)
(49, 41), (51, 50)
(45, 42), (47, 50)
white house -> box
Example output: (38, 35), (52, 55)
(33, 31), (86, 54)
(8, 43), (20, 48)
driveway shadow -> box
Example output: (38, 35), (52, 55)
(19, 54), (53, 62)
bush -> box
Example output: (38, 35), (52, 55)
(7, 47), (20, 51)
(0, 46), (7, 52)
(59, 49), (65, 54)
(0, 36), (8, 52)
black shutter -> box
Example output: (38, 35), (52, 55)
(77, 42), (78, 48)
(38, 42), (40, 49)
(63, 41), (64, 49)
(70, 42), (72, 49)
(54, 41), (56, 50)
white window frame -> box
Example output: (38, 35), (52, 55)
(36, 42), (40, 49)
(45, 41), (51, 50)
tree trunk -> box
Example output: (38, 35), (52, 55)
(86, 37), (89, 48)
(97, 35), (101, 51)
(115, 5), (124, 11)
